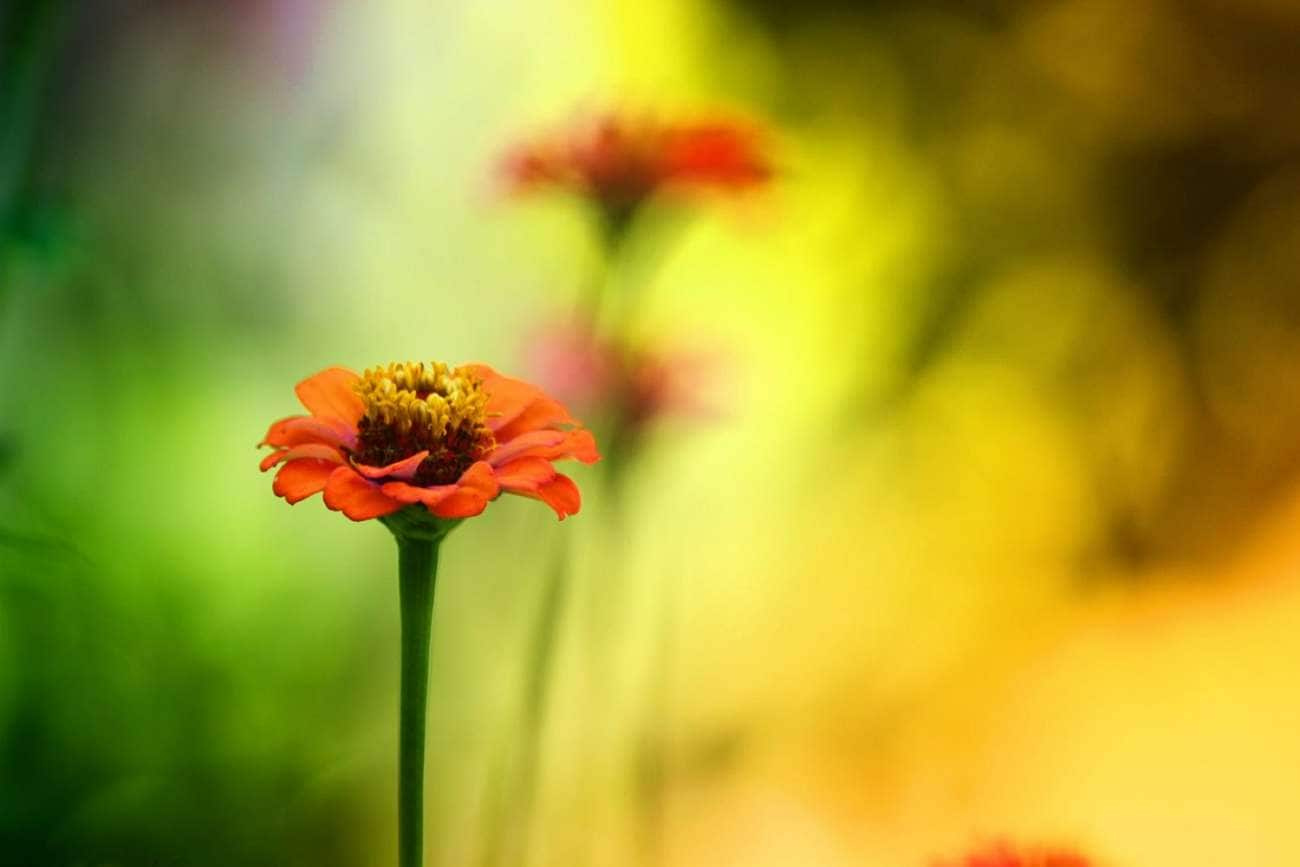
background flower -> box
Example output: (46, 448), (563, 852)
(526, 319), (725, 433)
(934, 842), (1093, 867)
(500, 111), (772, 232)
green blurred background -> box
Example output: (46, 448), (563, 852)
(4, 1), (1300, 865)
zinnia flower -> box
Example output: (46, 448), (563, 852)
(258, 360), (598, 867)
(259, 361), (599, 521)
(934, 841), (1094, 867)
(500, 111), (772, 229)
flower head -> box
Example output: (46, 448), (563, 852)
(934, 841), (1094, 867)
(259, 362), (599, 522)
(500, 112), (772, 223)
(528, 319), (724, 435)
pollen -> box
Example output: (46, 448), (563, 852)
(353, 362), (494, 484)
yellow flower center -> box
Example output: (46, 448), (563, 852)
(352, 362), (494, 485)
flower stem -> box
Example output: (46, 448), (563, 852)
(397, 534), (442, 867)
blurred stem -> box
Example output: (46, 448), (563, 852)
(397, 534), (442, 867)
(598, 202), (635, 256)
(499, 541), (571, 867)
(581, 209), (631, 326)
(0, 0), (68, 295)
(0, 0), (66, 229)
(598, 426), (671, 866)
(599, 416), (638, 516)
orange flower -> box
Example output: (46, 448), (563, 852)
(934, 841), (1094, 867)
(259, 362), (599, 521)
(501, 112), (772, 216)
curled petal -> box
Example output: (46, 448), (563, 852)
(353, 450), (430, 481)
(488, 429), (562, 466)
(379, 480), (457, 508)
(378, 461), (500, 513)
(465, 363), (549, 432)
(493, 456), (557, 493)
(511, 473), (581, 520)
(322, 466), (405, 521)
(272, 459), (338, 504)
(295, 367), (365, 427)
(493, 395), (577, 443)
(427, 461), (499, 518)
(488, 427), (599, 467)
(557, 428), (600, 464)
(260, 442), (346, 472)
(431, 486), (491, 519)
(457, 460), (500, 499)
(261, 415), (356, 450)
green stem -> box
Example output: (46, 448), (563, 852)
(397, 534), (442, 867)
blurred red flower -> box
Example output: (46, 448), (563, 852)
(528, 319), (723, 435)
(500, 112), (772, 221)
(259, 362), (599, 521)
(934, 841), (1093, 867)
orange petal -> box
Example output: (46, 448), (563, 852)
(493, 395), (578, 443)
(380, 461), (499, 514)
(379, 480), (458, 508)
(430, 486), (490, 519)
(493, 456), (557, 493)
(295, 367), (365, 427)
(260, 442), (346, 472)
(354, 450), (429, 480)
(379, 465), (499, 519)
(560, 428), (600, 464)
(464, 363), (548, 432)
(508, 473), (581, 520)
(488, 427), (599, 467)
(261, 415), (356, 450)
(457, 460), (501, 499)
(487, 429), (564, 466)
(272, 459), (339, 504)
(322, 466), (405, 521)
